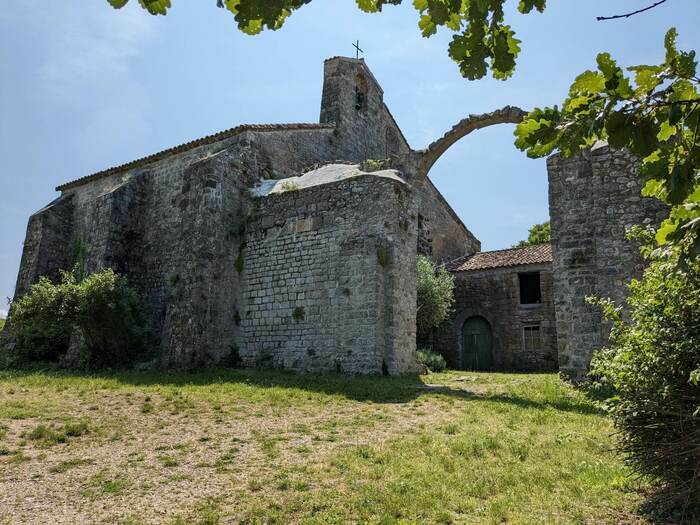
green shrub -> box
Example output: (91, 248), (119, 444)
(27, 424), (67, 446)
(416, 255), (455, 339)
(417, 348), (447, 372)
(362, 158), (391, 172)
(221, 344), (241, 368)
(75, 269), (147, 368)
(588, 238), (700, 515)
(7, 268), (148, 368)
(255, 348), (274, 369)
(279, 180), (300, 192)
(63, 420), (90, 437)
(6, 277), (73, 362)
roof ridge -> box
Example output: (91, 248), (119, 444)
(56, 122), (336, 192)
(450, 243), (552, 273)
(475, 243), (551, 254)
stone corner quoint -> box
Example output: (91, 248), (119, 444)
(11, 57), (665, 379)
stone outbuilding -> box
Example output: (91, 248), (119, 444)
(433, 244), (558, 372)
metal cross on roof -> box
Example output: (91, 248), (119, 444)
(352, 40), (364, 59)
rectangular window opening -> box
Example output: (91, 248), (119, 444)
(519, 272), (541, 305)
(523, 325), (541, 351)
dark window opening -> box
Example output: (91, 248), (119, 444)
(519, 272), (541, 305)
(355, 73), (367, 111)
(355, 88), (366, 110)
(523, 325), (541, 351)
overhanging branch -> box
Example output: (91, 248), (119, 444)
(596, 0), (670, 21)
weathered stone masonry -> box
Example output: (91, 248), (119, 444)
(14, 195), (74, 298)
(242, 172), (417, 374)
(548, 144), (666, 381)
(9, 54), (663, 379)
(8, 57), (476, 374)
(434, 245), (558, 372)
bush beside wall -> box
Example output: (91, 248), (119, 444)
(5, 268), (148, 369)
(588, 239), (700, 517)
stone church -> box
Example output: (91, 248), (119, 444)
(9, 57), (664, 380)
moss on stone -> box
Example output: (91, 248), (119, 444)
(377, 246), (391, 267)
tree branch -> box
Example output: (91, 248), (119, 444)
(596, 0), (670, 21)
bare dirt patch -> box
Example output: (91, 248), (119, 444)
(0, 370), (648, 524)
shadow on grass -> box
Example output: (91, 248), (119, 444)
(637, 485), (700, 525)
(1, 366), (604, 416)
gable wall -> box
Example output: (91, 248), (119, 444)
(416, 178), (480, 261)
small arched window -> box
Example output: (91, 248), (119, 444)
(354, 73), (367, 111)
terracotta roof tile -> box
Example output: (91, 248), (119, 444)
(55, 123), (335, 192)
(448, 244), (552, 272)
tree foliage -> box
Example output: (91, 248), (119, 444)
(106, 0), (546, 80)
(587, 235), (700, 516)
(514, 221), (550, 247)
(416, 255), (455, 338)
(6, 268), (148, 368)
(516, 29), (700, 256)
(6, 276), (73, 362)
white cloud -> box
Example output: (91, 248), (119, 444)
(5, 1), (159, 160)
(37, 3), (156, 100)
(0, 309), (7, 320)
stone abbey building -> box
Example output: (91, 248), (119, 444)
(8, 57), (664, 380)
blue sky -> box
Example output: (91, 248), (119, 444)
(0, 0), (698, 312)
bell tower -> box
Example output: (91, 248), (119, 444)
(319, 57), (389, 162)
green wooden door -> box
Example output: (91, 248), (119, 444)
(461, 316), (493, 371)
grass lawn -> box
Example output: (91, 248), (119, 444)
(0, 369), (649, 524)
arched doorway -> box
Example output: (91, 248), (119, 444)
(461, 316), (493, 371)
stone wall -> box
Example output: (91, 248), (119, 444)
(243, 128), (336, 179)
(241, 174), (417, 374)
(548, 144), (666, 380)
(13, 195), (74, 298)
(416, 178), (480, 261)
(433, 263), (557, 371)
(59, 134), (262, 367)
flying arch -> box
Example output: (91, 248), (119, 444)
(414, 105), (528, 179)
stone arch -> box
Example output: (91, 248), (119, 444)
(415, 106), (527, 179)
